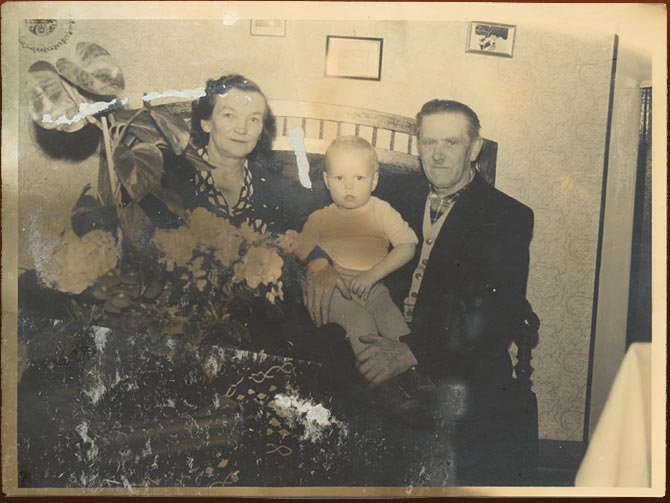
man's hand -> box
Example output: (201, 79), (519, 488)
(349, 270), (378, 301)
(303, 258), (350, 326)
(356, 334), (419, 387)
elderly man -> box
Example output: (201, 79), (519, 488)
(305, 100), (537, 485)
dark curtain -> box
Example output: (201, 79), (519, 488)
(626, 87), (652, 347)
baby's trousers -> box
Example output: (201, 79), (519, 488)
(329, 272), (410, 356)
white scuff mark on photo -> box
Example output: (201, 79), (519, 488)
(287, 127), (313, 189)
(141, 438), (152, 457)
(27, 210), (53, 274)
(221, 10), (240, 26)
(121, 475), (136, 494)
(272, 392), (347, 443)
(142, 87), (206, 102)
(42, 97), (128, 126)
(75, 421), (99, 462)
(91, 325), (111, 353)
(82, 370), (107, 405)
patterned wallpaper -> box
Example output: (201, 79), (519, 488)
(17, 20), (616, 441)
(487, 32), (614, 441)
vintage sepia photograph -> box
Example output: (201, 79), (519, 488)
(1, 1), (666, 497)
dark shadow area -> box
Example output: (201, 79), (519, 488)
(626, 87), (652, 347)
(33, 122), (100, 161)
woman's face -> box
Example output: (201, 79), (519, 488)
(201, 88), (266, 161)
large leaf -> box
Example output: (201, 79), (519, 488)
(71, 183), (118, 237)
(113, 142), (164, 202)
(149, 109), (190, 155)
(128, 121), (167, 146)
(150, 185), (189, 223)
(26, 61), (87, 132)
(119, 202), (153, 248)
(55, 42), (124, 97)
(111, 109), (166, 146)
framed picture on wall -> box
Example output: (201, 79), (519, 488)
(466, 21), (516, 58)
(250, 19), (286, 37)
(324, 35), (383, 80)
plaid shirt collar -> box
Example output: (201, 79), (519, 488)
(428, 168), (476, 222)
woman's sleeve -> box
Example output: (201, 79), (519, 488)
(278, 178), (330, 232)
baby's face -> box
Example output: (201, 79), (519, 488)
(324, 149), (379, 209)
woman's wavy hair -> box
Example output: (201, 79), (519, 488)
(190, 74), (276, 158)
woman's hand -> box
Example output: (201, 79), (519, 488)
(349, 271), (378, 301)
(303, 258), (350, 326)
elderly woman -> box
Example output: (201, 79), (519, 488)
(156, 73), (320, 233)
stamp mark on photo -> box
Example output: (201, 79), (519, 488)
(19, 19), (75, 54)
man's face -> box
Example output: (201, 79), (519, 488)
(323, 149), (379, 209)
(418, 112), (483, 193)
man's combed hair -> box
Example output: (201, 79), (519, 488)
(416, 99), (481, 140)
(325, 135), (379, 170)
(190, 74), (277, 157)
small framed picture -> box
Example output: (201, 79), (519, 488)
(324, 35), (383, 81)
(250, 19), (286, 37)
(466, 21), (516, 58)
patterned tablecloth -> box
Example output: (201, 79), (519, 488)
(18, 314), (403, 488)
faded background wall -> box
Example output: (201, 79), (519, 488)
(18, 19), (642, 441)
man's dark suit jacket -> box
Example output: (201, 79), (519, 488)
(377, 170), (534, 392)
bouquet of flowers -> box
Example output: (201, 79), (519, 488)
(32, 205), (301, 356)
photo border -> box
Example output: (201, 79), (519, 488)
(1, 1), (666, 498)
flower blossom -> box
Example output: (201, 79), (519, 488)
(275, 230), (299, 254)
(153, 208), (243, 269)
(233, 245), (283, 289)
(265, 281), (285, 304)
(36, 229), (119, 294)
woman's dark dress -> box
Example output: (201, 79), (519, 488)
(151, 150), (324, 235)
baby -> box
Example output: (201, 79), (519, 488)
(296, 135), (418, 356)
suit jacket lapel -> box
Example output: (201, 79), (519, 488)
(398, 173), (429, 241)
(432, 172), (488, 258)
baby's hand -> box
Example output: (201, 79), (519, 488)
(349, 271), (378, 300)
(276, 230), (299, 253)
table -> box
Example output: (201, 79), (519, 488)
(575, 342), (651, 487)
(17, 313), (410, 487)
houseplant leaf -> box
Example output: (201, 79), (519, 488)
(112, 109), (167, 146)
(26, 61), (87, 133)
(150, 185), (189, 223)
(119, 202), (153, 248)
(114, 142), (164, 202)
(71, 183), (118, 237)
(128, 120), (167, 146)
(55, 42), (124, 97)
(149, 109), (190, 155)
